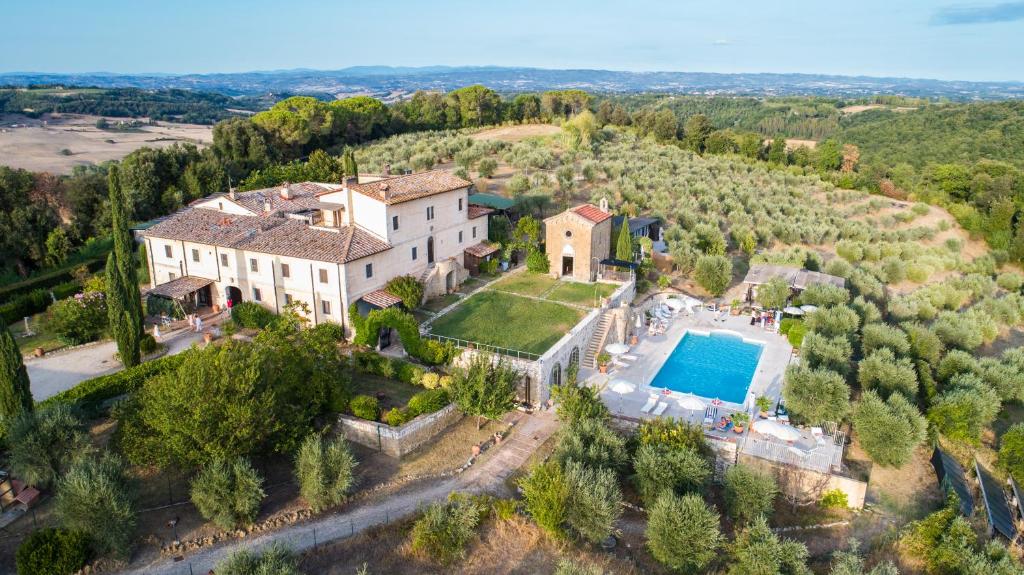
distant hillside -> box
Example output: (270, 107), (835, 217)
(0, 86), (270, 124)
(1, 66), (1022, 101)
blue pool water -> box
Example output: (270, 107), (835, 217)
(649, 331), (763, 404)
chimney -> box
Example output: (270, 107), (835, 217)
(380, 183), (390, 201)
(228, 188), (236, 200)
(259, 193), (271, 213)
(279, 182), (292, 200)
(383, 164), (391, 177)
(599, 198), (609, 213)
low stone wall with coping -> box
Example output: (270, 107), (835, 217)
(336, 403), (461, 458)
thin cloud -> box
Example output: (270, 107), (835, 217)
(712, 39), (732, 46)
(931, 1), (1024, 25)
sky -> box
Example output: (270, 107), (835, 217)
(2, 0), (1024, 81)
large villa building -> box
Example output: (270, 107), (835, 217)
(141, 170), (492, 329)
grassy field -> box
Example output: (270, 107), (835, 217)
(489, 272), (558, 297)
(429, 291), (584, 355)
(9, 312), (66, 355)
(546, 281), (617, 305)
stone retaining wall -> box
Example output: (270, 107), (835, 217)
(336, 403), (461, 457)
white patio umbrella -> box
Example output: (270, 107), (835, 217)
(752, 419), (802, 442)
(800, 304), (819, 313)
(605, 342), (630, 355)
(782, 306), (804, 316)
(636, 312), (644, 329)
(677, 394), (706, 411)
(609, 379), (636, 394)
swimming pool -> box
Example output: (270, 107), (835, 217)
(649, 331), (763, 404)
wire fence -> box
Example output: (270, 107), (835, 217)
(423, 333), (542, 362)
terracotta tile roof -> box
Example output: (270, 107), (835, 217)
(468, 205), (494, 219)
(141, 208), (391, 264)
(361, 289), (404, 309)
(572, 204), (612, 224)
(464, 242), (499, 258)
(146, 276), (214, 299)
(229, 182), (341, 216)
(343, 170), (471, 205)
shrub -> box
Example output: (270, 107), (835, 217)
(492, 498), (518, 521)
(552, 383), (609, 425)
(447, 353), (519, 429)
(47, 292), (108, 345)
(730, 515), (810, 575)
(7, 404), (89, 488)
(230, 301), (275, 329)
(646, 492), (723, 573)
(553, 418), (627, 471)
(40, 353), (185, 416)
(782, 366), (851, 424)
(216, 543), (302, 575)
(853, 390), (927, 467)
(857, 348), (918, 400)
(526, 249), (550, 273)
(819, 489), (849, 509)
(903, 322), (944, 366)
(562, 461), (622, 544)
(420, 372), (442, 389)
(998, 272), (1024, 292)
(55, 453), (135, 557)
(382, 407), (411, 426)
(800, 283), (850, 307)
(756, 276), (791, 310)
(633, 443), (710, 506)
(638, 417), (711, 457)
(519, 461), (570, 539)
(804, 305), (860, 340)
(392, 358), (425, 385)
(410, 498), (481, 564)
(936, 349), (979, 383)
(139, 333), (158, 355)
(384, 275), (425, 309)
(407, 389), (449, 417)
(554, 559), (604, 575)
(294, 434), (357, 513)
(724, 465), (778, 524)
(349, 395), (379, 421)
(0, 279), (84, 325)
(15, 528), (92, 575)
(694, 254), (731, 296)
(190, 457), (265, 530)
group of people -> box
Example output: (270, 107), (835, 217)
(186, 313), (204, 332)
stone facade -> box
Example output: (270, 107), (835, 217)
(543, 204), (613, 282)
(336, 403), (461, 457)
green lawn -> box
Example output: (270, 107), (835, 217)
(9, 313), (66, 355)
(490, 272), (558, 297)
(421, 293), (461, 313)
(429, 291), (584, 355)
(546, 281), (617, 306)
(350, 373), (420, 412)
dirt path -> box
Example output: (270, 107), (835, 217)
(117, 410), (559, 575)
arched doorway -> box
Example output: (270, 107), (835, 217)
(427, 236), (435, 264)
(561, 244), (575, 277)
(550, 362), (562, 388)
(445, 270), (455, 292)
(225, 286), (242, 307)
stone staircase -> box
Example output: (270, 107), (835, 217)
(583, 311), (613, 369)
(418, 264), (435, 285)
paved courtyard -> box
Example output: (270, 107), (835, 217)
(585, 299), (793, 422)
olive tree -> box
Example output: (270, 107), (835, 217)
(756, 276), (791, 310)
(857, 348), (918, 400)
(294, 434), (357, 512)
(853, 391), (926, 467)
(729, 515), (810, 575)
(633, 443), (710, 506)
(190, 457), (265, 530)
(782, 366), (851, 425)
(646, 492), (723, 573)
(723, 465), (778, 524)
(694, 255), (731, 296)
(928, 374), (1001, 444)
(801, 333), (853, 375)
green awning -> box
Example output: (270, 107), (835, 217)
(468, 193), (515, 210)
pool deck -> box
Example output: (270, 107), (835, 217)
(585, 305), (793, 421)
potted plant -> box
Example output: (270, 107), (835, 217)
(755, 396), (773, 418)
(732, 412), (750, 434)
(730, 299), (742, 315)
(630, 331), (639, 346)
(597, 352), (612, 374)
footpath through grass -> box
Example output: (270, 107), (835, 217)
(429, 291), (584, 355)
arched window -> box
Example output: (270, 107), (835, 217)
(568, 347), (580, 372)
(550, 362), (562, 387)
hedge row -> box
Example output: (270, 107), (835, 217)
(1, 280), (82, 324)
(0, 256), (106, 303)
(39, 353), (185, 416)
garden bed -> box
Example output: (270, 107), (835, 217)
(429, 291), (585, 355)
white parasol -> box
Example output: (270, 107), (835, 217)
(783, 306), (804, 316)
(800, 304), (819, 313)
(752, 419), (802, 441)
(609, 379), (636, 394)
(677, 394), (706, 411)
(605, 342), (630, 355)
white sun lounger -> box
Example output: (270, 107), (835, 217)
(640, 394), (659, 414)
(651, 402), (669, 416)
(621, 354), (639, 361)
(612, 358), (630, 368)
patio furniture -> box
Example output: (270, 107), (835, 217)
(621, 354), (639, 361)
(651, 402), (669, 416)
(609, 379), (636, 394)
(606, 342), (630, 355)
(752, 419), (801, 441)
(640, 394), (659, 414)
(612, 358), (630, 369)
(678, 394), (706, 411)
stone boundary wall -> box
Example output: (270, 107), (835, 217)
(337, 403), (461, 457)
(737, 453), (868, 509)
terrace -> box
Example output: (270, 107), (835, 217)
(585, 298), (846, 474)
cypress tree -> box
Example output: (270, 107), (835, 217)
(342, 150), (358, 179)
(105, 166), (143, 368)
(615, 218), (634, 261)
(0, 317), (33, 432)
